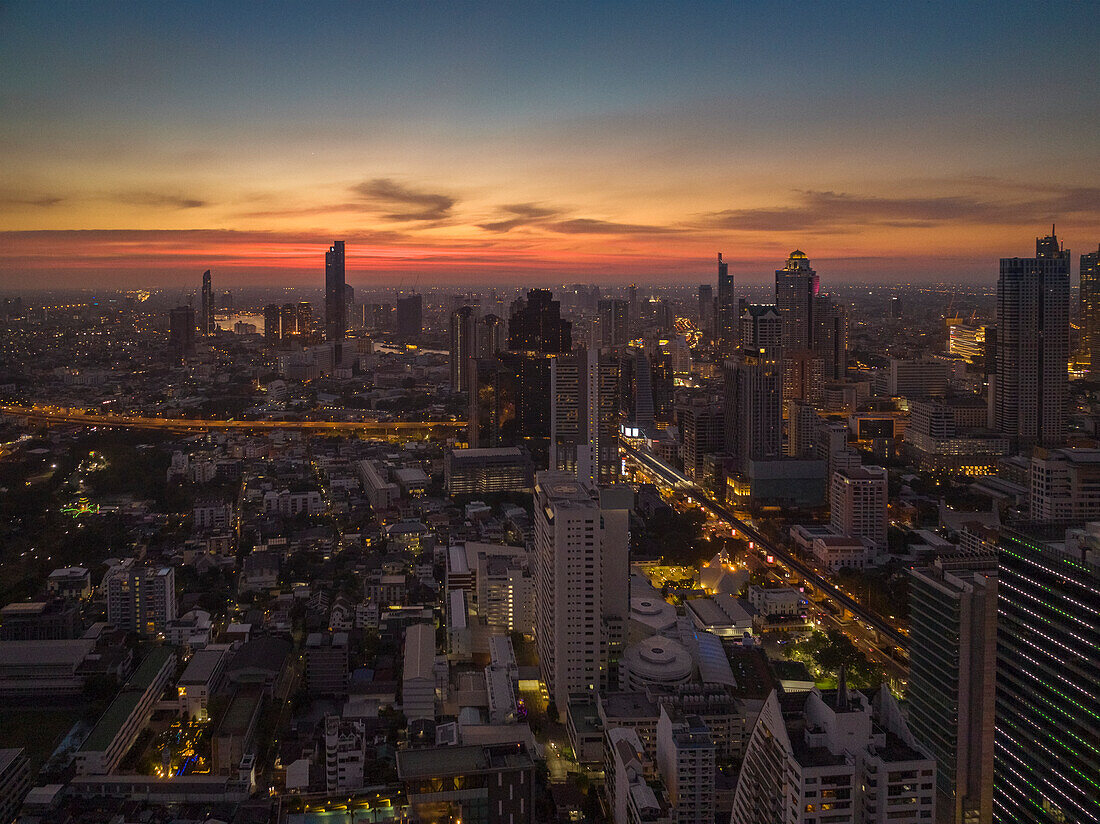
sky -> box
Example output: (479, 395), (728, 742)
(1, 1), (1098, 288)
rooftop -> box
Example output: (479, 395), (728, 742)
(397, 741), (533, 779)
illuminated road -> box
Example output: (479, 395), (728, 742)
(623, 442), (908, 653)
(1, 404), (466, 441)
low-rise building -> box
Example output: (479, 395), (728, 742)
(0, 749), (30, 824)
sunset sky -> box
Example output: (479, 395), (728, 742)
(1, 1), (1097, 287)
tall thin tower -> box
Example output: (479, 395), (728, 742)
(775, 250), (818, 350)
(1081, 245), (1100, 375)
(200, 269), (214, 336)
(993, 230), (1069, 448)
(716, 253), (736, 356)
(325, 241), (346, 348)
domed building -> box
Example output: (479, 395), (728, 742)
(621, 635), (694, 691)
(627, 595), (678, 644)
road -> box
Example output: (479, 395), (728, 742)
(622, 442), (909, 660)
(1, 404), (466, 440)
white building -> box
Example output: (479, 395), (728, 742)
(357, 459), (400, 510)
(1029, 447), (1100, 522)
(830, 466), (888, 552)
(104, 560), (177, 637)
(193, 499), (232, 530)
(730, 682), (935, 824)
(607, 726), (672, 824)
(534, 472), (631, 710)
(656, 708), (716, 824)
(324, 715), (366, 793)
(177, 644), (229, 720)
(262, 489), (324, 517)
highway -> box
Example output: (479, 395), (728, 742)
(622, 442), (909, 653)
(1, 404), (466, 441)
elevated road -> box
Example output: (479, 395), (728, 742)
(623, 442), (908, 652)
(1, 404), (466, 441)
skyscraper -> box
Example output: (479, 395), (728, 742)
(775, 250), (819, 350)
(297, 301), (313, 337)
(1082, 245), (1100, 374)
(813, 293), (848, 382)
(396, 293), (423, 339)
(507, 289), (571, 353)
(697, 283), (714, 338)
(598, 298), (629, 347)
(263, 304), (280, 341)
(169, 305), (196, 361)
(475, 313), (505, 358)
(200, 269), (214, 336)
(909, 557), (997, 824)
(993, 231), (1070, 448)
(724, 305), (782, 473)
(550, 348), (621, 485)
(325, 240), (346, 344)
(716, 253), (737, 356)
(449, 305), (476, 392)
(993, 524), (1100, 823)
(533, 471), (630, 709)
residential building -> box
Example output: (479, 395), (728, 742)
(551, 347), (621, 484)
(104, 560), (177, 637)
(0, 749), (30, 824)
(445, 447), (534, 495)
(879, 358), (950, 398)
(450, 304), (477, 391)
(830, 466), (888, 551)
(396, 293), (423, 339)
(304, 632), (348, 697)
(599, 298), (630, 347)
(508, 288), (571, 353)
(1029, 447), (1100, 522)
(607, 726), (673, 824)
(993, 231), (1070, 448)
(656, 708), (715, 824)
(324, 715), (366, 793)
(725, 305), (783, 474)
(534, 472), (631, 709)
(1082, 246), (1100, 373)
(168, 305), (195, 361)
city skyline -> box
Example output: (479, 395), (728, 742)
(1, 1), (1098, 287)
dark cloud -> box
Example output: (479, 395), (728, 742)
(352, 178), (455, 221)
(704, 187), (1100, 232)
(108, 191), (207, 209)
(479, 202), (562, 232)
(549, 218), (679, 235)
(0, 193), (66, 209)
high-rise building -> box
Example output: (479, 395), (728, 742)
(813, 293), (848, 381)
(1028, 446), (1100, 522)
(508, 289), (571, 353)
(993, 231), (1070, 448)
(325, 240), (346, 343)
(890, 295), (902, 318)
(104, 560), (177, 637)
(993, 524), (1100, 824)
(782, 349), (824, 404)
(475, 313), (506, 359)
(263, 304), (280, 341)
(775, 250), (819, 350)
(697, 284), (714, 338)
(656, 708), (716, 824)
(469, 352), (553, 465)
(200, 269), (214, 336)
(396, 293), (423, 339)
(725, 305), (782, 473)
(716, 253), (737, 356)
(169, 305), (196, 361)
(731, 683), (936, 824)
(599, 298), (630, 347)
(534, 472), (630, 710)
(449, 305), (477, 392)
(949, 323), (987, 365)
(829, 466), (888, 551)
(296, 301), (313, 337)
(280, 303), (297, 337)
(551, 348), (621, 484)
(220, 289), (233, 312)
(908, 557), (997, 824)
(324, 715), (366, 793)
(677, 399), (724, 481)
(1082, 245), (1100, 374)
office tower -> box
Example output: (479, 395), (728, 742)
(731, 684), (936, 824)
(220, 289), (233, 312)
(656, 708), (716, 824)
(814, 293), (848, 381)
(534, 472), (630, 710)
(449, 305), (477, 391)
(716, 253), (737, 356)
(281, 303), (297, 337)
(775, 249), (819, 350)
(909, 558), (997, 824)
(829, 465), (888, 551)
(993, 524), (1100, 824)
(469, 353), (552, 465)
(599, 298), (630, 347)
(890, 295), (902, 318)
(169, 305), (196, 361)
(993, 231), (1070, 448)
(678, 399), (724, 480)
(263, 304), (280, 341)
(697, 284), (714, 336)
(475, 313), (506, 358)
(1083, 246), (1100, 373)
(325, 240), (346, 343)
(395, 293), (423, 339)
(551, 348), (621, 484)
(725, 305), (782, 473)
(200, 269), (214, 336)
(880, 358), (950, 398)
(104, 560), (177, 636)
(296, 301), (313, 336)
(1028, 446), (1100, 522)
(508, 288), (571, 353)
